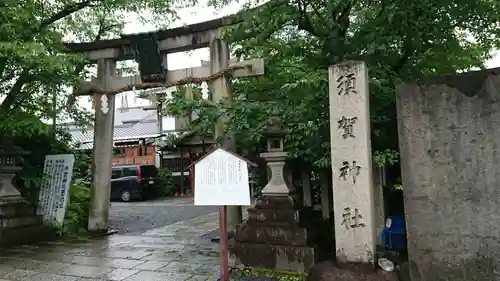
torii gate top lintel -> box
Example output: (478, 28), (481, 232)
(65, 13), (244, 62)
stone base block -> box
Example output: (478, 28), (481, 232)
(247, 207), (299, 226)
(0, 224), (56, 247)
(1, 215), (42, 228)
(254, 195), (299, 210)
(229, 240), (317, 273)
(0, 197), (35, 218)
(235, 223), (308, 246)
(307, 261), (399, 281)
(0, 196), (56, 247)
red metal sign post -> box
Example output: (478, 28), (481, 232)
(219, 205), (229, 281)
(189, 147), (257, 281)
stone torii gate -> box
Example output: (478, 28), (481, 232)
(65, 15), (265, 232)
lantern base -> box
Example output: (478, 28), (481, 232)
(229, 195), (318, 273)
(0, 197), (55, 246)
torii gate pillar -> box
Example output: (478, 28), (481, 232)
(209, 38), (243, 233)
(88, 58), (116, 232)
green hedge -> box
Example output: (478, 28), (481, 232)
(63, 183), (91, 236)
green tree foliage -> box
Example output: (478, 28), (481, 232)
(166, 0), (500, 170)
(0, 0), (189, 137)
(0, 0), (188, 234)
(64, 183), (91, 236)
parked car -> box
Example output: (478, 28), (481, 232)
(80, 164), (160, 202)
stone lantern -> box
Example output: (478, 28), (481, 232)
(230, 114), (316, 273)
(260, 116), (294, 196)
(0, 139), (49, 247)
(0, 140), (29, 199)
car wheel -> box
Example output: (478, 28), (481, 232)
(121, 190), (131, 202)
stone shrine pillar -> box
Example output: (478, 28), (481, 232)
(229, 117), (317, 273)
(307, 61), (398, 281)
(0, 141), (53, 246)
(329, 61), (376, 264)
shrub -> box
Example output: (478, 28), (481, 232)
(63, 183), (91, 236)
(157, 168), (178, 197)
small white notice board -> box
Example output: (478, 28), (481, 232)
(36, 154), (75, 226)
(193, 148), (253, 206)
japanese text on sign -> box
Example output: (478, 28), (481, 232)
(194, 148), (251, 206)
(338, 116), (358, 139)
(341, 207), (365, 229)
(37, 154), (75, 226)
(337, 66), (357, 96)
(339, 160), (361, 184)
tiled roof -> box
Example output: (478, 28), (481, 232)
(115, 106), (157, 125)
(64, 106), (161, 150)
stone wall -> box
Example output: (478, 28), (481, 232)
(396, 68), (500, 281)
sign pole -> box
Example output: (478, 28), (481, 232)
(219, 205), (229, 281)
(190, 147), (256, 281)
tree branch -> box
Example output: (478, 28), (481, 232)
(0, 1), (103, 110)
(392, 6), (426, 75)
(393, 43), (412, 74)
(0, 10), (114, 115)
(296, 0), (323, 38)
(73, 15), (109, 75)
(323, 1), (353, 63)
(0, 69), (31, 115)
(337, 2), (352, 36)
(40, 0), (98, 28)
(308, 0), (327, 26)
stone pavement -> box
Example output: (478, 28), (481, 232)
(0, 211), (222, 281)
(109, 197), (217, 234)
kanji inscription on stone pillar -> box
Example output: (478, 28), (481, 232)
(329, 61), (376, 264)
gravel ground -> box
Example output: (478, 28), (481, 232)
(109, 197), (217, 234)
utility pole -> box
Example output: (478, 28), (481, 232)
(156, 93), (163, 168)
(52, 91), (57, 142)
(142, 93), (163, 168)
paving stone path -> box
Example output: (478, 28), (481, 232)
(109, 197), (217, 234)
(0, 211), (221, 281)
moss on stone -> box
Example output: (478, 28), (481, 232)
(231, 267), (307, 281)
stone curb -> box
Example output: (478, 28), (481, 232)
(95, 229), (119, 237)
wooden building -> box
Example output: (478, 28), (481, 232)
(160, 132), (215, 195)
(64, 105), (162, 165)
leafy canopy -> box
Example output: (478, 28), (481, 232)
(166, 0), (500, 170)
(0, 0), (190, 137)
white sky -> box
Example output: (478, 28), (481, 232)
(75, 2), (500, 131)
